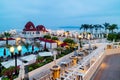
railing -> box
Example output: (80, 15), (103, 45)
(83, 52), (105, 80)
(83, 44), (120, 80)
(60, 43), (107, 80)
(27, 51), (75, 80)
(33, 72), (53, 80)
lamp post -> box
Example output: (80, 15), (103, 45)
(51, 49), (60, 79)
(52, 50), (57, 65)
(10, 45), (22, 75)
(88, 34), (92, 52)
(78, 34), (82, 51)
(17, 45), (22, 56)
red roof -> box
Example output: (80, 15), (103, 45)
(0, 38), (4, 41)
(39, 38), (56, 43)
(23, 21), (36, 31)
(36, 25), (48, 32)
(0, 38), (15, 41)
(60, 42), (68, 47)
(7, 38), (15, 40)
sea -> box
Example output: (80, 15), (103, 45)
(0, 26), (81, 33)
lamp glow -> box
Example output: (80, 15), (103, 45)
(17, 45), (22, 51)
(10, 46), (14, 53)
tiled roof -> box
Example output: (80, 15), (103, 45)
(0, 38), (15, 41)
(39, 38), (56, 43)
(23, 21), (36, 31)
(36, 25), (48, 32)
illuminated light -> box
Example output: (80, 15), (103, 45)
(10, 46), (14, 53)
(17, 45), (22, 51)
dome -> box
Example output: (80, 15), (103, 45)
(36, 25), (48, 32)
(23, 21), (36, 31)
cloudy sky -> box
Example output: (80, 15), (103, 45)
(0, 0), (120, 31)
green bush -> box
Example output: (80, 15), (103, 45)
(43, 35), (51, 39)
(107, 33), (117, 41)
(1, 77), (10, 80)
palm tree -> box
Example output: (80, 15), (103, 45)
(97, 24), (104, 38)
(89, 24), (94, 34)
(80, 24), (89, 32)
(94, 24), (99, 38)
(93, 24), (103, 38)
(80, 24), (89, 38)
(2, 32), (11, 45)
(107, 24), (118, 33)
(103, 22), (110, 34)
(21, 41), (30, 52)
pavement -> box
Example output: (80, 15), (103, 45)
(93, 54), (120, 80)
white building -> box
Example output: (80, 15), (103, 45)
(22, 21), (48, 38)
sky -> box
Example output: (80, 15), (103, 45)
(0, 0), (120, 31)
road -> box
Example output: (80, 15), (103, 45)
(93, 54), (120, 80)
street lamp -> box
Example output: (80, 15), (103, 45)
(17, 45), (22, 56)
(10, 46), (14, 58)
(51, 50), (57, 65)
(78, 34), (82, 51)
(10, 45), (22, 75)
(88, 34), (92, 52)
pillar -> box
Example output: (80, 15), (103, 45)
(70, 56), (77, 66)
(107, 45), (113, 49)
(51, 65), (60, 79)
(90, 58), (96, 66)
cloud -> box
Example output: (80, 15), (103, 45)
(0, 0), (120, 31)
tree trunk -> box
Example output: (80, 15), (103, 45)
(6, 39), (8, 45)
(112, 30), (113, 33)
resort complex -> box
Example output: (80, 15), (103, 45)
(0, 21), (120, 80)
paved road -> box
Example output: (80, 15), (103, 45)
(93, 54), (120, 80)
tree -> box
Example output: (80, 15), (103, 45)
(63, 38), (75, 49)
(43, 35), (51, 39)
(2, 66), (19, 80)
(103, 22), (110, 33)
(107, 24), (118, 33)
(51, 36), (59, 41)
(93, 24), (103, 38)
(80, 24), (89, 32)
(89, 24), (94, 34)
(21, 41), (30, 52)
(2, 32), (11, 45)
(94, 24), (99, 38)
(107, 33), (117, 41)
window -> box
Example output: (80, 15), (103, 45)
(30, 26), (33, 29)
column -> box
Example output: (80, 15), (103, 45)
(51, 65), (60, 79)
(70, 56), (78, 66)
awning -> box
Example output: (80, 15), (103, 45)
(20, 54), (36, 62)
(38, 52), (53, 56)
(1, 59), (22, 68)
(39, 38), (56, 43)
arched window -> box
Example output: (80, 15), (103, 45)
(30, 26), (33, 29)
